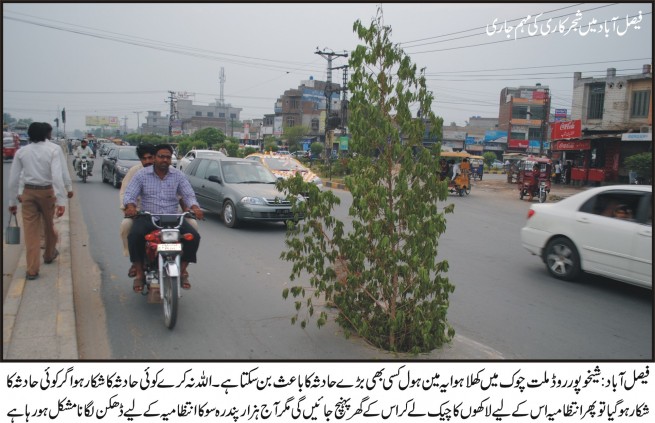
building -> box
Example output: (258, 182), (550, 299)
(498, 84), (551, 155)
(142, 111), (169, 136)
(464, 116), (499, 155)
(551, 65), (652, 184)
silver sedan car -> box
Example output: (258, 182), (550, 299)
(183, 156), (303, 228)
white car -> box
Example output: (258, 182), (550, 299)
(521, 185), (652, 289)
(178, 149), (225, 171)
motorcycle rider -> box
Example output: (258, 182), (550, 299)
(123, 144), (204, 293)
(73, 139), (95, 176)
(528, 163), (540, 201)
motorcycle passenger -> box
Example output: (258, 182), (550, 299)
(123, 144), (204, 293)
(73, 139), (95, 176)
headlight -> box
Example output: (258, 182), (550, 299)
(312, 177), (323, 186)
(117, 165), (129, 173)
(160, 230), (180, 243)
(240, 197), (266, 205)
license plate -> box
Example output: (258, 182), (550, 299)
(157, 243), (182, 252)
(276, 209), (290, 215)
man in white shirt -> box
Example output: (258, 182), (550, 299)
(8, 122), (67, 280)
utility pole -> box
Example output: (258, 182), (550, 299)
(540, 89), (550, 157)
(315, 48), (348, 162)
(133, 111), (141, 134)
(167, 91), (176, 137)
(122, 116), (128, 135)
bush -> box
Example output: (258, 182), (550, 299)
(624, 152), (652, 183)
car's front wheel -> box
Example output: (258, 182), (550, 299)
(544, 237), (581, 281)
(222, 200), (239, 228)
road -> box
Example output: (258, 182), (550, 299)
(5, 160), (651, 359)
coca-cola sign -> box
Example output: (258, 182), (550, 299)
(552, 140), (591, 150)
(551, 120), (581, 140)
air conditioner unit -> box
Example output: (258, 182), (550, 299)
(641, 126), (652, 133)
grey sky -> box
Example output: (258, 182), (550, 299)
(3, 3), (652, 134)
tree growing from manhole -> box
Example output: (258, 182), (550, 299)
(278, 6), (454, 353)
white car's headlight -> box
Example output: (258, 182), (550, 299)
(160, 230), (180, 242)
(240, 197), (266, 205)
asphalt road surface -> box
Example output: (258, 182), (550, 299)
(10, 159), (649, 360)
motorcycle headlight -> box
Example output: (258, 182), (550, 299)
(240, 197), (266, 205)
(160, 230), (179, 243)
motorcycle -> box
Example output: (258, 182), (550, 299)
(520, 180), (549, 203)
(138, 211), (196, 329)
(77, 156), (89, 183)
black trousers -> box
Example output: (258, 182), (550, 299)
(128, 216), (200, 264)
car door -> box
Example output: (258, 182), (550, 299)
(201, 159), (224, 213)
(187, 159), (213, 212)
(630, 193), (652, 288)
(574, 191), (641, 281)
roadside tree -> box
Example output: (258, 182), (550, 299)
(278, 7), (454, 353)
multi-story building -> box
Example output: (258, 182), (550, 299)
(498, 84), (551, 155)
(140, 98), (243, 136)
(551, 65), (652, 184)
(464, 116), (499, 155)
(142, 111), (169, 136)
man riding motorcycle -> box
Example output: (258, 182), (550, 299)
(123, 144), (204, 293)
(73, 139), (95, 176)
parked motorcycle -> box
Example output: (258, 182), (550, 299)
(77, 156), (90, 183)
(138, 211), (196, 329)
(520, 180), (549, 203)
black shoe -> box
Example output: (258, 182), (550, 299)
(44, 249), (59, 264)
(26, 273), (39, 280)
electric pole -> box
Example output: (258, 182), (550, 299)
(122, 116), (128, 135)
(315, 48), (348, 162)
(166, 91), (176, 137)
(133, 111), (141, 134)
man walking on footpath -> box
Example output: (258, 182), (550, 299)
(7, 122), (67, 280)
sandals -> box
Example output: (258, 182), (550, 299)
(133, 278), (145, 293)
(128, 264), (137, 278)
(181, 272), (191, 290)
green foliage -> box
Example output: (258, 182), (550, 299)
(264, 137), (279, 152)
(624, 152), (652, 181)
(243, 146), (258, 156)
(277, 8), (454, 354)
(283, 125), (310, 152)
(190, 140), (208, 150)
(177, 140), (193, 156)
(310, 142), (324, 158)
(482, 152), (497, 169)
(224, 141), (240, 157)
(192, 127), (225, 148)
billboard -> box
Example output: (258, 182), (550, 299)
(273, 117), (283, 136)
(484, 130), (507, 142)
(550, 120), (581, 141)
(85, 116), (119, 127)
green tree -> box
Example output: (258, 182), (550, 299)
(624, 152), (652, 183)
(283, 125), (310, 152)
(278, 8), (453, 353)
(224, 140), (240, 157)
(3, 113), (17, 128)
(310, 141), (324, 158)
(263, 136), (278, 152)
(177, 140), (193, 156)
(192, 127), (225, 148)
(482, 152), (497, 169)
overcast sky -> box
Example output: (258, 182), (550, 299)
(3, 3), (652, 134)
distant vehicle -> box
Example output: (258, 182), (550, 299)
(291, 150), (309, 159)
(183, 156), (303, 228)
(3, 131), (20, 160)
(491, 160), (504, 169)
(521, 185), (652, 289)
(178, 149), (226, 172)
(245, 152), (322, 187)
(101, 146), (140, 188)
(276, 150), (291, 156)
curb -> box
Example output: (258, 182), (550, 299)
(2, 190), (78, 360)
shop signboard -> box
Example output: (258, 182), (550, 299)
(465, 136), (475, 145)
(550, 120), (581, 140)
(484, 130), (507, 142)
(508, 139), (528, 149)
(621, 133), (652, 141)
(533, 91), (547, 100)
(339, 136), (349, 150)
(273, 116), (283, 136)
(552, 140), (591, 150)
(85, 116), (119, 127)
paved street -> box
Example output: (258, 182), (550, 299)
(3, 161), (652, 359)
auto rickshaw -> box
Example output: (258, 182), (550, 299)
(440, 151), (472, 196)
(469, 155), (485, 181)
(517, 156), (552, 202)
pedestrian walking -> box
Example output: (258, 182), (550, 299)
(7, 122), (67, 280)
(555, 161), (562, 184)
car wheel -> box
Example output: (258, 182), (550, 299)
(222, 200), (239, 228)
(112, 171), (120, 189)
(544, 237), (581, 281)
(102, 167), (108, 183)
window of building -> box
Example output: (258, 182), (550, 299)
(588, 84), (605, 119)
(286, 116), (295, 127)
(510, 131), (526, 140)
(311, 118), (319, 131)
(291, 99), (299, 109)
(230, 114), (237, 119)
(528, 127), (543, 140)
(195, 111), (202, 117)
(219, 113), (225, 118)
(207, 112), (214, 117)
(512, 106), (528, 119)
(631, 90), (650, 118)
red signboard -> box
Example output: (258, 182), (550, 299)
(552, 140), (591, 150)
(550, 120), (581, 140)
(533, 91), (547, 100)
(508, 139), (528, 149)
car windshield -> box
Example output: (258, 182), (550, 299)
(198, 151), (224, 158)
(118, 148), (139, 160)
(263, 157), (306, 171)
(222, 162), (277, 184)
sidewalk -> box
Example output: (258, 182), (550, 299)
(2, 193), (78, 360)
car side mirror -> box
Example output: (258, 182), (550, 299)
(208, 175), (222, 184)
